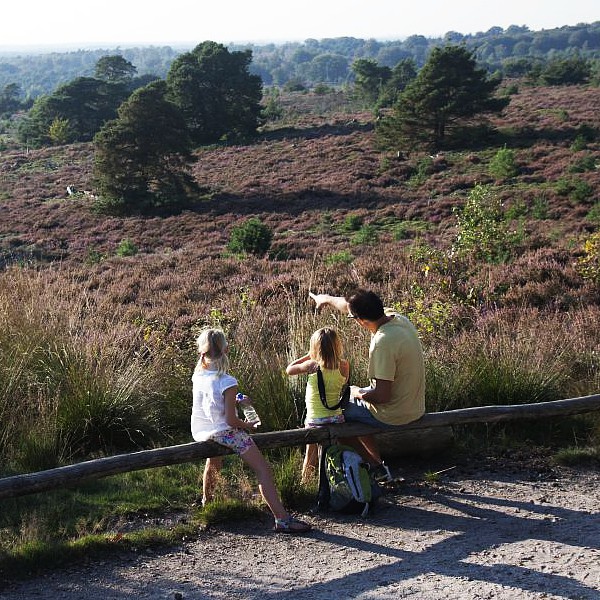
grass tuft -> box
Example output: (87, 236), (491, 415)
(552, 446), (600, 466)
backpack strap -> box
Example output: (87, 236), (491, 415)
(316, 366), (348, 411)
(316, 443), (331, 511)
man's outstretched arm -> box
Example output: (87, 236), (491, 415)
(309, 292), (350, 315)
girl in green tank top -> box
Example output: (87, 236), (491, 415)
(286, 327), (349, 482)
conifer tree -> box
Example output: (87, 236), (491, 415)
(93, 80), (199, 214)
(377, 46), (509, 151)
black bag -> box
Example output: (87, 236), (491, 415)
(316, 366), (350, 411)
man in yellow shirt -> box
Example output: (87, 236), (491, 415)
(309, 288), (425, 481)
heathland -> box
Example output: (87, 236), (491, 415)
(0, 82), (598, 578)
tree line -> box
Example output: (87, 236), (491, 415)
(0, 21), (598, 100)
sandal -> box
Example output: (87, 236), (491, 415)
(274, 516), (312, 534)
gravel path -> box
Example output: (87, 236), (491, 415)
(1, 455), (598, 599)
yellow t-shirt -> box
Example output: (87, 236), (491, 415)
(305, 367), (347, 423)
(365, 312), (425, 425)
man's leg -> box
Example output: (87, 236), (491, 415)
(342, 398), (394, 480)
(338, 434), (380, 466)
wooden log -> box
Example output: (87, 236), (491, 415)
(375, 426), (454, 459)
(0, 394), (598, 500)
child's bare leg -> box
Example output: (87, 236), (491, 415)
(240, 444), (288, 520)
(302, 443), (318, 482)
(202, 456), (223, 504)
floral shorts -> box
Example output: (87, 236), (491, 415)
(210, 428), (255, 455)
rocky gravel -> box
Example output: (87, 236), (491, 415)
(1, 453), (598, 599)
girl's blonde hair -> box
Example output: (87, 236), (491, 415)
(309, 327), (343, 370)
(195, 327), (229, 375)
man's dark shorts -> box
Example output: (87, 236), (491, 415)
(342, 397), (397, 430)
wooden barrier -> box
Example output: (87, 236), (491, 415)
(0, 393), (599, 500)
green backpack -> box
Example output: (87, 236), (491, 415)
(317, 444), (379, 517)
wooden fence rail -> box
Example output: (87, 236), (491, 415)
(0, 393), (599, 500)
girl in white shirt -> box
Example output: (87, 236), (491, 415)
(191, 327), (311, 533)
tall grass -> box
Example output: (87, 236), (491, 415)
(0, 266), (169, 474)
(0, 253), (598, 571)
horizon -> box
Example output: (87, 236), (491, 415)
(1, 20), (598, 57)
(0, 0), (598, 54)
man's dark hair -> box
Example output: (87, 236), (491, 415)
(346, 289), (385, 321)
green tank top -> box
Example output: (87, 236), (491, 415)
(305, 367), (346, 422)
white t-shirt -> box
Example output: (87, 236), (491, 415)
(191, 368), (237, 441)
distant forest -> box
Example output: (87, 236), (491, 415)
(1, 21), (599, 98)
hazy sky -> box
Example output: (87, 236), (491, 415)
(1, 0), (598, 49)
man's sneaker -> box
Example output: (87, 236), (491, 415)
(370, 462), (393, 483)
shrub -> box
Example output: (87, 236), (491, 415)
(532, 196), (550, 220)
(576, 231), (600, 284)
(325, 250), (354, 265)
(570, 180), (594, 203)
(228, 217), (273, 256)
(261, 94), (283, 122)
(452, 184), (515, 263)
(568, 154), (597, 173)
(554, 177), (574, 196)
(116, 239), (138, 257)
(586, 203), (600, 226)
(408, 156), (434, 186)
(489, 146), (518, 179)
(351, 224), (379, 246)
(570, 134), (588, 151)
(341, 214), (363, 232)
(313, 83), (333, 95)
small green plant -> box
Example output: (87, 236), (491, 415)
(116, 238), (138, 257)
(341, 214), (363, 232)
(392, 221), (412, 240)
(489, 146), (518, 179)
(532, 196), (549, 220)
(85, 248), (104, 265)
(552, 446), (600, 466)
(48, 117), (72, 145)
(423, 470), (441, 484)
(568, 153), (597, 173)
(228, 217), (273, 256)
(261, 93), (284, 122)
(570, 179), (593, 203)
(586, 203), (600, 226)
(408, 156), (434, 186)
(504, 198), (528, 220)
(351, 224), (379, 246)
(570, 134), (588, 151)
(554, 177), (573, 196)
(325, 250), (354, 265)
(318, 211), (333, 232)
(313, 83), (333, 95)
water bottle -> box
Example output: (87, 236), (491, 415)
(236, 393), (261, 427)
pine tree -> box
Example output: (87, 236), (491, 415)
(377, 46), (509, 151)
(166, 41), (262, 145)
(93, 80), (199, 214)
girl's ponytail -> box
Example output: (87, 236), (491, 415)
(309, 327), (342, 370)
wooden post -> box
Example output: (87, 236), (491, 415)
(0, 394), (598, 500)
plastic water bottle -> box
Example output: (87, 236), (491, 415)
(236, 393), (261, 427)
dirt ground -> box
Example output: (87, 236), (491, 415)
(1, 452), (599, 600)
